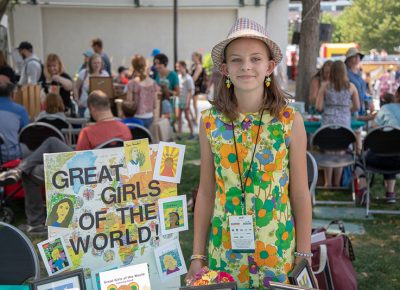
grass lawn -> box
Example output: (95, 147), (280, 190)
(6, 134), (400, 289)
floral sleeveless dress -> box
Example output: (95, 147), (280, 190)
(201, 106), (296, 289)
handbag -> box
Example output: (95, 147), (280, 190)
(311, 220), (357, 290)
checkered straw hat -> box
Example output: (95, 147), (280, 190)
(211, 17), (282, 72)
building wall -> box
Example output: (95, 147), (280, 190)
(10, 1), (288, 78)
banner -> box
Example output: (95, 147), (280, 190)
(44, 145), (180, 289)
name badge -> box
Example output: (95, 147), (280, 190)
(229, 215), (256, 252)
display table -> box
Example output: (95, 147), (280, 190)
(304, 119), (365, 134)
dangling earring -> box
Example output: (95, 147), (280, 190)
(265, 76), (271, 88)
(225, 76), (232, 89)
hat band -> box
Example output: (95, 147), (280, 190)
(227, 29), (267, 40)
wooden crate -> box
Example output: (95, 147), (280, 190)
(14, 85), (42, 120)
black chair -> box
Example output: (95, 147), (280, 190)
(19, 122), (65, 151)
(95, 138), (125, 149)
(36, 115), (70, 132)
(0, 222), (40, 284)
(310, 125), (357, 204)
(307, 151), (318, 206)
(362, 126), (400, 216)
(125, 123), (154, 144)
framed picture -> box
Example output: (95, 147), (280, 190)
(37, 236), (72, 276)
(89, 76), (114, 99)
(99, 263), (151, 290)
(269, 281), (319, 290)
(153, 142), (185, 183)
(158, 195), (188, 235)
(288, 259), (318, 289)
(154, 239), (187, 281)
(31, 269), (86, 290)
(180, 282), (238, 290)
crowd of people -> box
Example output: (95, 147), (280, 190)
(309, 47), (400, 203)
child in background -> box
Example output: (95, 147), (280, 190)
(176, 61), (195, 140)
(160, 83), (173, 120)
(186, 18), (312, 288)
(120, 100), (145, 127)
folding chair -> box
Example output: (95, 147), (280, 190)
(36, 115), (70, 132)
(95, 138), (125, 149)
(307, 151), (318, 206)
(0, 222), (41, 283)
(310, 125), (357, 204)
(126, 123), (154, 144)
(362, 126), (400, 216)
(19, 122), (65, 151)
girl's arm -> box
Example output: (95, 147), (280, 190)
(73, 78), (82, 103)
(350, 83), (360, 113)
(126, 82), (134, 102)
(186, 117), (216, 281)
(192, 64), (202, 82)
(315, 82), (327, 112)
(308, 78), (319, 107)
(289, 112), (312, 265)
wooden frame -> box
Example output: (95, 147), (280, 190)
(288, 259), (318, 289)
(89, 76), (114, 99)
(31, 269), (86, 290)
(269, 281), (319, 290)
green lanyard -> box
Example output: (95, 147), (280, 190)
(231, 110), (264, 215)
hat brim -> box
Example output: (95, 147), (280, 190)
(211, 35), (282, 72)
(346, 52), (364, 61)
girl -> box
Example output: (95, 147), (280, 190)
(74, 53), (109, 117)
(36, 93), (66, 121)
(127, 55), (158, 129)
(191, 52), (206, 125)
(308, 60), (332, 113)
(186, 18), (312, 289)
(43, 54), (73, 111)
(316, 60), (360, 188)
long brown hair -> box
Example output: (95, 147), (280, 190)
(45, 93), (65, 114)
(0, 51), (8, 68)
(330, 60), (350, 92)
(88, 54), (103, 74)
(131, 55), (147, 81)
(211, 45), (288, 120)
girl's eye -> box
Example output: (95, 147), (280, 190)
(251, 57), (261, 62)
(231, 58), (241, 63)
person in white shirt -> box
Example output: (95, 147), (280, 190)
(17, 41), (43, 85)
(176, 60), (195, 139)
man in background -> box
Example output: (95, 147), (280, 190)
(17, 41), (43, 85)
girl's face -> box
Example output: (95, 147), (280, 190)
(322, 64), (331, 81)
(221, 38), (275, 92)
(56, 201), (70, 222)
(90, 57), (102, 72)
(47, 61), (60, 76)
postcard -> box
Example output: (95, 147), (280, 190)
(99, 263), (151, 290)
(154, 240), (187, 281)
(37, 236), (72, 276)
(153, 142), (185, 183)
(124, 139), (152, 175)
(158, 195), (188, 235)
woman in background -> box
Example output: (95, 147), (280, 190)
(36, 93), (66, 120)
(308, 60), (332, 113)
(43, 54), (73, 111)
(316, 60), (360, 188)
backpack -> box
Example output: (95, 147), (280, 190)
(25, 58), (45, 85)
(194, 68), (208, 94)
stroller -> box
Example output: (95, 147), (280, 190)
(0, 133), (24, 224)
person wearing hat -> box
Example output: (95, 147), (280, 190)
(149, 48), (161, 80)
(78, 50), (94, 72)
(17, 41), (43, 85)
(186, 18), (312, 288)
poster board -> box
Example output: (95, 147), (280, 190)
(89, 76), (114, 99)
(44, 145), (180, 289)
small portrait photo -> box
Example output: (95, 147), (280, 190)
(154, 240), (187, 281)
(153, 142), (186, 183)
(158, 195), (188, 235)
(46, 194), (77, 228)
(37, 236), (72, 276)
(31, 269), (86, 290)
(124, 138), (152, 175)
(288, 259), (318, 289)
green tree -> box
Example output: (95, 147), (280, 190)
(323, 0), (400, 53)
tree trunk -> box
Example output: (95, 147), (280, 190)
(0, 0), (10, 22)
(295, 0), (320, 109)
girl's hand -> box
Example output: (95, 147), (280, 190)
(185, 259), (206, 285)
